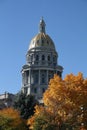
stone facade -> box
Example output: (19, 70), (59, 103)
(0, 92), (15, 109)
(21, 18), (63, 100)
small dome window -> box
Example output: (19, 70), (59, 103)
(47, 41), (49, 45)
(42, 55), (45, 61)
(36, 55), (39, 61)
(48, 55), (50, 61)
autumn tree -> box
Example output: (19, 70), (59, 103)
(28, 73), (87, 130)
(13, 92), (38, 119)
(0, 107), (28, 130)
(28, 105), (68, 130)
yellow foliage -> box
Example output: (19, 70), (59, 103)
(0, 107), (27, 130)
(28, 73), (87, 129)
(0, 108), (21, 126)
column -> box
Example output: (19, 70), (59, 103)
(47, 70), (48, 85)
(28, 69), (31, 84)
(29, 69), (31, 95)
(30, 69), (31, 84)
(39, 69), (40, 85)
(22, 72), (24, 86)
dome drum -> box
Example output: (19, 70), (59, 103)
(26, 50), (58, 67)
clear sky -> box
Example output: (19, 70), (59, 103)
(0, 0), (87, 94)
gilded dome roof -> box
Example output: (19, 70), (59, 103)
(29, 33), (55, 50)
(29, 18), (55, 50)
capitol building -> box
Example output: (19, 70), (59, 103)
(21, 18), (63, 100)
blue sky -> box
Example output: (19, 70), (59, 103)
(0, 0), (87, 94)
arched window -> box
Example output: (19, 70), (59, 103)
(34, 74), (38, 83)
(41, 74), (45, 84)
(48, 55), (50, 61)
(42, 55), (45, 61)
(36, 55), (39, 61)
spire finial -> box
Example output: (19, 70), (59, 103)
(39, 17), (46, 33)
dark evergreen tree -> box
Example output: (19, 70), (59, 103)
(13, 92), (38, 119)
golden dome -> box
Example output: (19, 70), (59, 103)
(29, 18), (55, 50)
(29, 33), (55, 50)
